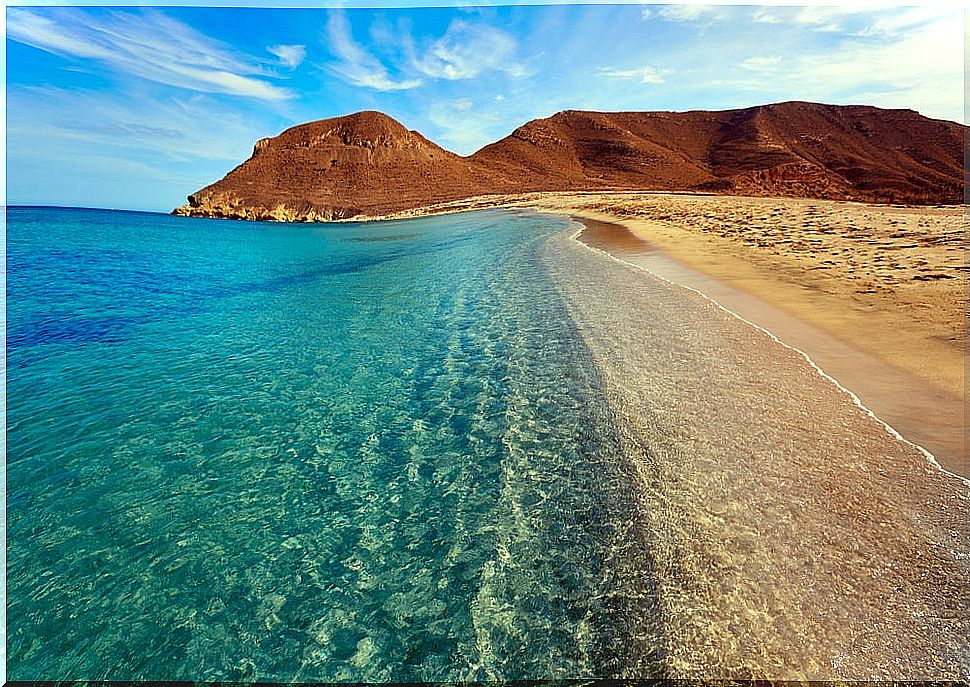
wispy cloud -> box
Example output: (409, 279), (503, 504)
(268, 44), (306, 69)
(6, 8), (293, 100)
(751, 8), (781, 25)
(599, 65), (670, 84)
(706, 8), (962, 123)
(410, 20), (525, 80)
(741, 56), (782, 71)
(8, 86), (270, 162)
(325, 11), (422, 91)
(790, 6), (881, 32)
(426, 100), (504, 154)
(790, 11), (962, 120)
(325, 13), (527, 90)
(657, 5), (720, 23)
(746, 5), (943, 35)
(853, 6), (956, 37)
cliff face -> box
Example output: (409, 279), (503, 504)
(174, 103), (966, 221)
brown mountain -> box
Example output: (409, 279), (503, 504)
(173, 102), (965, 221)
(173, 110), (500, 221)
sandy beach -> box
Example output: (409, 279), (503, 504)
(539, 225), (970, 679)
(368, 191), (966, 475)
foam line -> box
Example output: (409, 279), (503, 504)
(565, 222), (970, 490)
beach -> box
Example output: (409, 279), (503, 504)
(7, 206), (968, 680)
(370, 191), (967, 476)
(541, 226), (970, 679)
(9, 0), (968, 680)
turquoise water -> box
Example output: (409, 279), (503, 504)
(6, 207), (660, 681)
(9, 206), (969, 681)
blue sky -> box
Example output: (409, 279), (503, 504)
(5, 2), (964, 212)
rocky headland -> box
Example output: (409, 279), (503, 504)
(173, 102), (965, 221)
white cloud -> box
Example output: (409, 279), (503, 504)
(794, 12), (962, 122)
(741, 56), (782, 71)
(325, 15), (526, 89)
(426, 101), (502, 154)
(640, 8), (653, 21)
(713, 9), (962, 124)
(657, 5), (718, 23)
(504, 62), (531, 79)
(325, 11), (422, 91)
(600, 65), (671, 84)
(6, 8), (293, 101)
(791, 5), (878, 32)
(6, 9), (112, 60)
(411, 20), (523, 80)
(8, 86), (269, 162)
(453, 98), (474, 111)
(268, 44), (306, 69)
(854, 6), (955, 37)
(751, 8), (781, 24)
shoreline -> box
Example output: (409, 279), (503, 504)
(535, 198), (964, 397)
(362, 191), (965, 476)
(568, 219), (968, 483)
(543, 218), (970, 678)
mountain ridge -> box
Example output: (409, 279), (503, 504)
(173, 102), (966, 221)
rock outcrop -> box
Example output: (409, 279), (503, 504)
(174, 102), (965, 221)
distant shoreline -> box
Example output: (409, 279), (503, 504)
(6, 204), (172, 215)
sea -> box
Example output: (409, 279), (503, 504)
(5, 206), (969, 681)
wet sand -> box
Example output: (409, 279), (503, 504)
(521, 193), (965, 398)
(579, 217), (967, 478)
(541, 226), (970, 679)
(366, 191), (966, 477)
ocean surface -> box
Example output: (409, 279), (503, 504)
(6, 206), (969, 681)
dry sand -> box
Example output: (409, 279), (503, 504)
(366, 191), (966, 474)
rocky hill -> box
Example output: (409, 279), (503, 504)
(173, 111), (503, 221)
(174, 102), (965, 221)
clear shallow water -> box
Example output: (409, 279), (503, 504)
(543, 229), (970, 679)
(6, 207), (660, 681)
(7, 206), (969, 681)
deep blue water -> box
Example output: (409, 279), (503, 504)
(5, 206), (657, 681)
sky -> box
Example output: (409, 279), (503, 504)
(4, 1), (965, 212)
